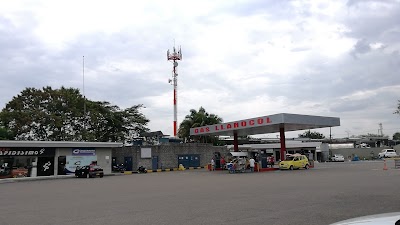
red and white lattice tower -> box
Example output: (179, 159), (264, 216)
(167, 46), (182, 137)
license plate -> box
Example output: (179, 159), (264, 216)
(96, 173), (100, 176)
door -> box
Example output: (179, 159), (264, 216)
(124, 157), (133, 171)
(152, 156), (158, 170)
(189, 155), (200, 167)
(178, 155), (189, 168)
(57, 156), (66, 175)
(293, 157), (301, 169)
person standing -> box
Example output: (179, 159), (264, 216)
(269, 155), (275, 168)
(249, 157), (255, 172)
(211, 158), (215, 171)
(220, 157), (225, 170)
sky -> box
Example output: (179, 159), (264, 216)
(0, 0), (399, 139)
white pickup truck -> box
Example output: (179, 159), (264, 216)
(378, 149), (398, 158)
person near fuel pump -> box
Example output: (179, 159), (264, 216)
(220, 157), (226, 170)
(249, 158), (255, 172)
(211, 158), (215, 171)
(269, 155), (275, 168)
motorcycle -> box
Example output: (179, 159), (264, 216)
(113, 164), (126, 173)
(137, 166), (147, 173)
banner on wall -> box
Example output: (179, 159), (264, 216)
(65, 156), (97, 173)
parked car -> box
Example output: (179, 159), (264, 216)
(331, 154), (345, 162)
(279, 154), (309, 170)
(378, 149), (398, 158)
(75, 165), (104, 178)
(330, 212), (400, 225)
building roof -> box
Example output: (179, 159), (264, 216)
(0, 141), (123, 148)
(141, 131), (164, 137)
(190, 113), (340, 136)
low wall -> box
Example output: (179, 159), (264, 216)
(112, 143), (228, 170)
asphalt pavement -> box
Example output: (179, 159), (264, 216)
(0, 160), (399, 225)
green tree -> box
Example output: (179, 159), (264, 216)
(395, 100), (400, 115)
(393, 132), (400, 140)
(178, 107), (223, 143)
(0, 127), (13, 140)
(0, 86), (149, 141)
(298, 130), (325, 139)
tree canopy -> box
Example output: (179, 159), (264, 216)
(0, 86), (149, 141)
(395, 100), (400, 115)
(178, 107), (223, 143)
(0, 127), (13, 140)
(298, 130), (325, 139)
(393, 132), (400, 140)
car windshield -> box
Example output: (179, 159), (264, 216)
(284, 156), (295, 161)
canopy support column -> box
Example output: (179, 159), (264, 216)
(279, 126), (286, 160)
(233, 131), (239, 152)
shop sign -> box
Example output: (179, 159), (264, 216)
(190, 116), (274, 135)
(0, 147), (55, 156)
(72, 148), (96, 156)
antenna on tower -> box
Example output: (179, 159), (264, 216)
(167, 43), (182, 137)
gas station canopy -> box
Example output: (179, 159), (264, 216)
(190, 113), (340, 136)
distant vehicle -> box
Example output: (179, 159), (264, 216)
(378, 149), (398, 158)
(330, 212), (400, 225)
(137, 166), (147, 173)
(75, 165), (104, 178)
(357, 143), (371, 148)
(279, 154), (309, 170)
(331, 154), (345, 162)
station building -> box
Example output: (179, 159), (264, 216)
(0, 141), (121, 178)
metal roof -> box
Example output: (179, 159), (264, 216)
(190, 113), (340, 136)
(0, 141), (123, 148)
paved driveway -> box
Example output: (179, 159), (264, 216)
(0, 161), (399, 225)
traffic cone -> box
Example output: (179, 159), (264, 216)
(383, 159), (388, 170)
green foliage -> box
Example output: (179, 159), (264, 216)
(0, 86), (149, 141)
(395, 100), (400, 115)
(393, 132), (400, 140)
(0, 127), (13, 140)
(178, 107), (223, 143)
(298, 130), (325, 139)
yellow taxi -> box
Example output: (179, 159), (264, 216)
(279, 154), (309, 170)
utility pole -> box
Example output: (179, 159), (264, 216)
(167, 45), (182, 137)
(83, 56), (86, 141)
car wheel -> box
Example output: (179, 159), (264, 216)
(305, 164), (309, 169)
(289, 166), (293, 170)
(100, 174), (103, 178)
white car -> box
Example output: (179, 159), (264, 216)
(330, 212), (400, 225)
(331, 154), (345, 162)
(378, 149), (398, 158)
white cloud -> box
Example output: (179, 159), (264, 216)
(0, 0), (400, 139)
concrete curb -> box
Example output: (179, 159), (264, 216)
(146, 166), (205, 173)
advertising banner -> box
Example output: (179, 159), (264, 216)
(65, 156), (97, 173)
